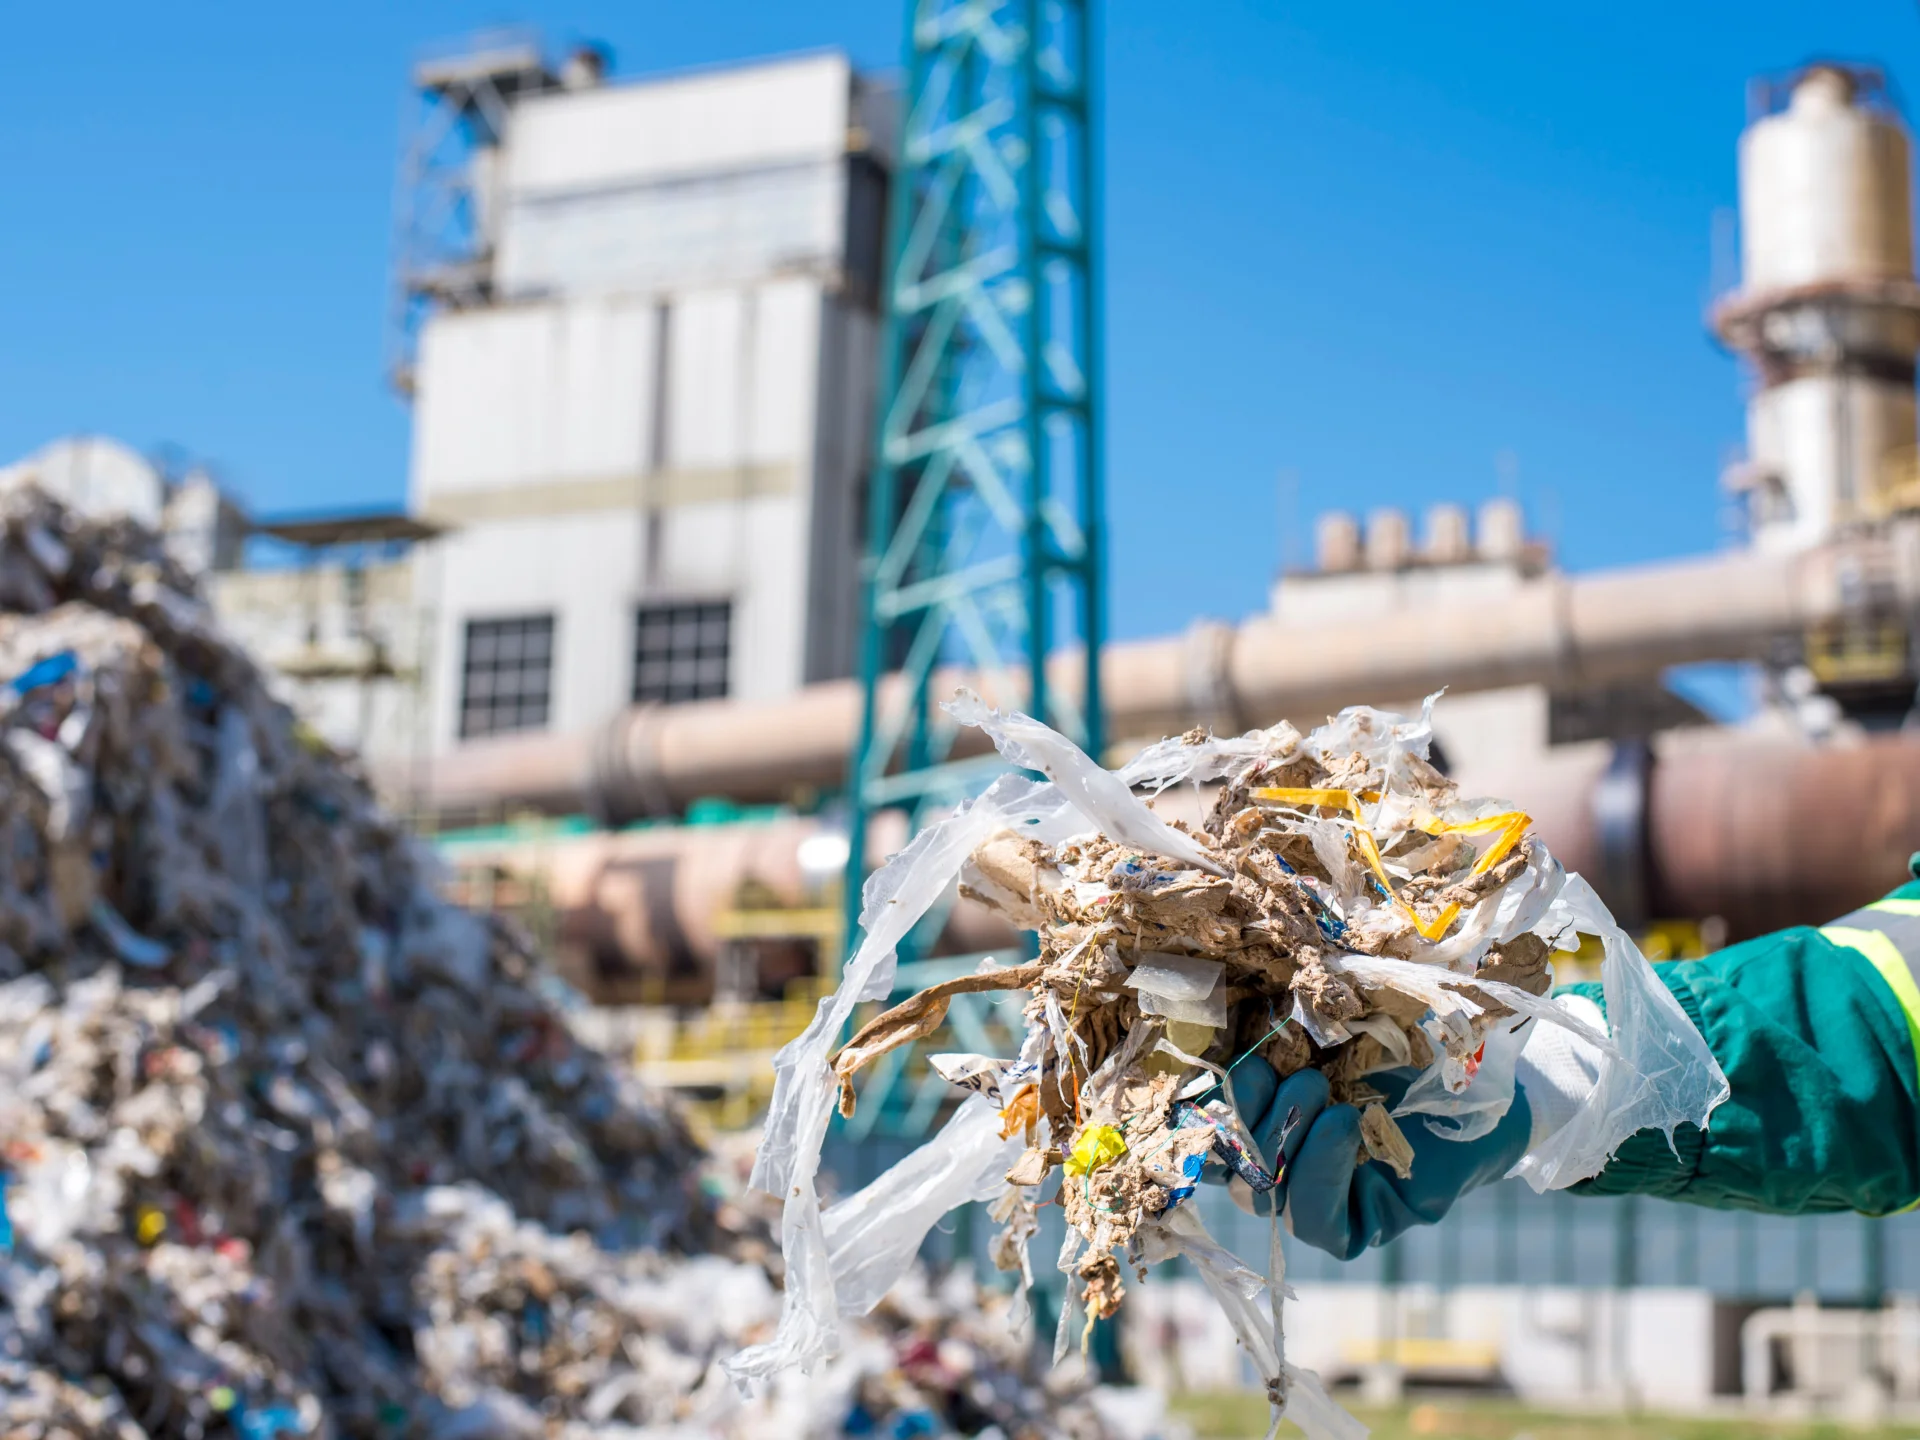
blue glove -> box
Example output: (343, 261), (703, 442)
(1222, 1059), (1533, 1259)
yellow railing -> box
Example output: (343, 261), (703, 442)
(1805, 618), (1909, 686)
(711, 906), (842, 942)
(622, 978), (833, 1132)
(637, 982), (829, 1067)
(1339, 1337), (1502, 1373)
(1877, 445), (1920, 519)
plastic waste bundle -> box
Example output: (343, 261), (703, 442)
(0, 487), (1127, 1440)
(734, 690), (1727, 1439)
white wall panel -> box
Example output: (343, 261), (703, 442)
(749, 279), (820, 464)
(497, 163), (843, 299)
(504, 53), (849, 195)
(667, 290), (746, 469)
(664, 283), (820, 473)
(649, 497), (750, 598)
(413, 299), (657, 502)
(551, 299), (658, 478)
(735, 496), (807, 700)
(412, 307), (551, 501)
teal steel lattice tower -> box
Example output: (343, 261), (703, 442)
(844, 0), (1106, 969)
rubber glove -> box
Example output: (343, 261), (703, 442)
(1220, 1058), (1533, 1258)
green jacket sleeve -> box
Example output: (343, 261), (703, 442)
(1558, 867), (1920, 1215)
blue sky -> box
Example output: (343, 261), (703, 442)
(3, 3), (1917, 644)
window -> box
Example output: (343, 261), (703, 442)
(459, 615), (554, 739)
(632, 600), (730, 704)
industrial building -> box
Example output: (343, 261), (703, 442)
(401, 44), (892, 752)
(111, 42), (898, 804)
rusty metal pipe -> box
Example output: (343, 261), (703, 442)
(1645, 729), (1920, 939)
(1459, 728), (1920, 941)
(454, 728), (1920, 1000)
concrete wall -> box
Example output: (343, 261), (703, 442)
(1123, 1280), (1721, 1410)
(496, 52), (854, 303)
(411, 298), (662, 502)
(211, 557), (433, 784)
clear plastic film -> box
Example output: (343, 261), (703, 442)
(820, 1096), (1021, 1317)
(945, 689), (1226, 875)
(1141, 1204), (1365, 1440)
(1307, 692), (1440, 798)
(729, 774), (1069, 1386)
(1327, 951), (1617, 1058)
(1397, 1013), (1527, 1142)
(1114, 723), (1293, 796)
(1509, 873), (1729, 1192)
(1126, 952), (1228, 1027)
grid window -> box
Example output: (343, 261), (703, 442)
(459, 615), (554, 739)
(632, 600), (731, 704)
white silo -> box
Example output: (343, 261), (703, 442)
(1714, 64), (1920, 552)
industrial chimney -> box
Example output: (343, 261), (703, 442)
(1714, 64), (1920, 552)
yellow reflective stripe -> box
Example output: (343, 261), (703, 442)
(1820, 923), (1920, 1216)
(1820, 927), (1920, 1056)
(1869, 898), (1920, 918)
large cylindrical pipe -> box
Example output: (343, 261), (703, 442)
(445, 808), (1015, 1003)
(1463, 729), (1920, 943)
(416, 533), (1919, 824)
(1648, 729), (1920, 938)
(455, 728), (1920, 1001)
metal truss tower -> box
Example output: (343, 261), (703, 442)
(844, 0), (1106, 971)
(383, 31), (557, 396)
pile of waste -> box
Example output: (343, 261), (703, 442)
(735, 692), (1726, 1439)
(0, 486), (1126, 1440)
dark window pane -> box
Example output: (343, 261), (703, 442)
(633, 600), (730, 705)
(460, 615), (555, 739)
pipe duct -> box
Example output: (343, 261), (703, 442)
(418, 532), (1920, 825)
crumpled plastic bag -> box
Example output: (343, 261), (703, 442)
(821, 1095), (1021, 1315)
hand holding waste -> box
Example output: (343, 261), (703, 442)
(1222, 1061), (1534, 1257)
(737, 686), (1727, 1440)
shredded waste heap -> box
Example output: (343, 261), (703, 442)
(0, 487), (1125, 1440)
(735, 691), (1727, 1440)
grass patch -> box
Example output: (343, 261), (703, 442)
(1167, 1390), (1920, 1440)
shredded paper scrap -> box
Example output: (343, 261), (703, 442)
(732, 690), (1727, 1438)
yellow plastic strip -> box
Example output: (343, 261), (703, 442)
(1252, 786), (1531, 942)
(1820, 923), (1920, 1216)
(1869, 898), (1920, 918)
(1257, 787), (1381, 809)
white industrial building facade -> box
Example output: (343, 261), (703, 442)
(407, 49), (889, 756)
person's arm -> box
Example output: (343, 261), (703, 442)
(1562, 898), (1920, 1215)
